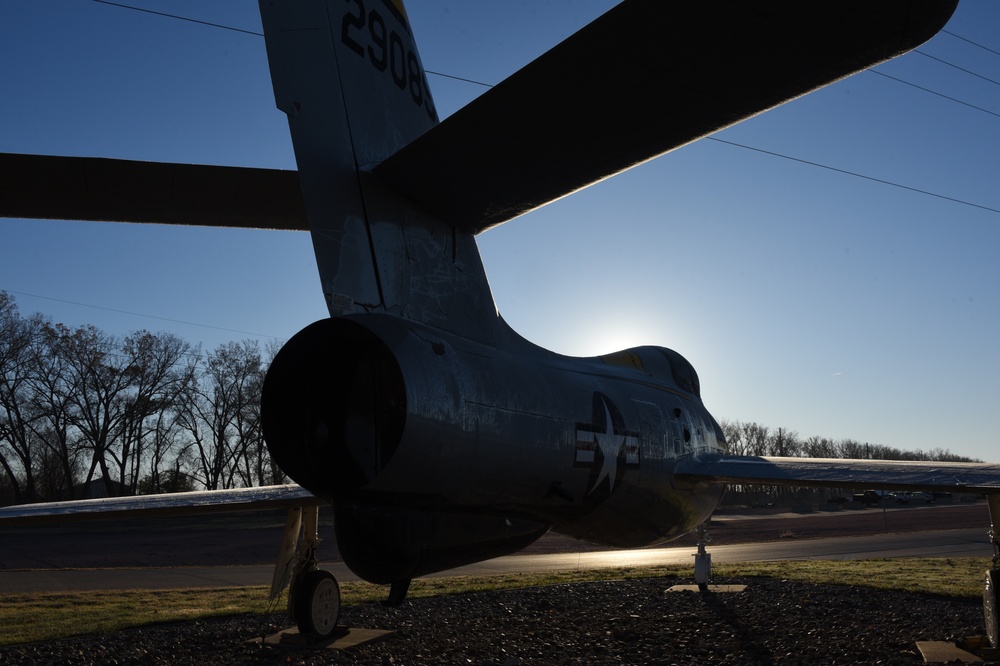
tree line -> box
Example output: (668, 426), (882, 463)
(716, 419), (978, 504)
(0, 292), (285, 506)
(718, 419), (974, 462)
(0, 291), (979, 507)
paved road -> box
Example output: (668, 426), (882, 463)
(1, 527), (990, 594)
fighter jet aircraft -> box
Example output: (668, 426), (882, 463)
(2, 0), (999, 646)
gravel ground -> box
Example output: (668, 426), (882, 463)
(0, 577), (987, 665)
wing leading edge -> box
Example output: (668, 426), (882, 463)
(0, 484), (322, 526)
(675, 454), (1000, 494)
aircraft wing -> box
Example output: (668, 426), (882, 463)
(675, 453), (1000, 494)
(0, 152), (307, 231)
(375, 0), (958, 234)
(0, 484), (323, 526)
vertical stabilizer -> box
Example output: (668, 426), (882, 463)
(259, 0), (441, 317)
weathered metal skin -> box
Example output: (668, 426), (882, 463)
(262, 314), (726, 582)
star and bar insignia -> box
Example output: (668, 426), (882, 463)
(574, 392), (640, 498)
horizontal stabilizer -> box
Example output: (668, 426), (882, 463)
(0, 153), (307, 231)
(676, 454), (1000, 493)
(376, 0), (958, 234)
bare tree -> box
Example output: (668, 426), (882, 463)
(179, 340), (269, 490)
(740, 421), (770, 456)
(719, 418), (744, 455)
(29, 323), (87, 499)
(767, 427), (800, 457)
(142, 396), (193, 494)
(802, 435), (836, 458)
(0, 293), (46, 502)
(114, 331), (194, 494)
(49, 324), (136, 496)
(228, 343), (265, 488)
(836, 438), (867, 459)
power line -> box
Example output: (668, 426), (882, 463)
(90, 0), (263, 37)
(89, 0), (489, 88)
(426, 70), (493, 89)
(914, 49), (1000, 88)
(707, 137), (1000, 216)
(89, 1), (997, 121)
(942, 29), (1000, 59)
(4, 290), (280, 340)
(868, 69), (1000, 120)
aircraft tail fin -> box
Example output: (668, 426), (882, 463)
(261, 0), (437, 169)
(260, 0), (466, 323)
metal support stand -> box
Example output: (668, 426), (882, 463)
(287, 505), (321, 624)
(985, 494), (1000, 648)
(990, 494), (1000, 572)
(693, 522), (712, 591)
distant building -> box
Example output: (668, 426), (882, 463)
(77, 478), (127, 499)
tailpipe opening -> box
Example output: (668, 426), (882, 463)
(262, 318), (405, 499)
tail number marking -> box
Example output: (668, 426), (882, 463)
(340, 0), (436, 121)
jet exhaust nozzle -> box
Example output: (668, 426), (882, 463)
(261, 318), (406, 500)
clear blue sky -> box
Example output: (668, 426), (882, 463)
(2, 1), (998, 462)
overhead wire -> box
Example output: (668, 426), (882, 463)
(913, 49), (1000, 87)
(705, 137), (1000, 217)
(867, 69), (1000, 120)
(90, 0), (264, 37)
(89, 0), (489, 87)
(4, 290), (281, 341)
(941, 29), (1000, 60)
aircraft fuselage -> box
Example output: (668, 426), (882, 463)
(262, 314), (725, 583)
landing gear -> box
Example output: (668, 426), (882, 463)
(293, 569), (341, 639)
(270, 505), (342, 641)
(693, 522), (712, 591)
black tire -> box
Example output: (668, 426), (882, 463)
(985, 570), (1000, 649)
(294, 569), (341, 640)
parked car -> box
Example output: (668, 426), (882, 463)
(826, 496), (849, 504)
(852, 490), (893, 505)
(895, 491), (936, 504)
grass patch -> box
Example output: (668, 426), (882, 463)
(713, 558), (987, 598)
(1, 557), (989, 646)
(0, 586), (273, 647)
